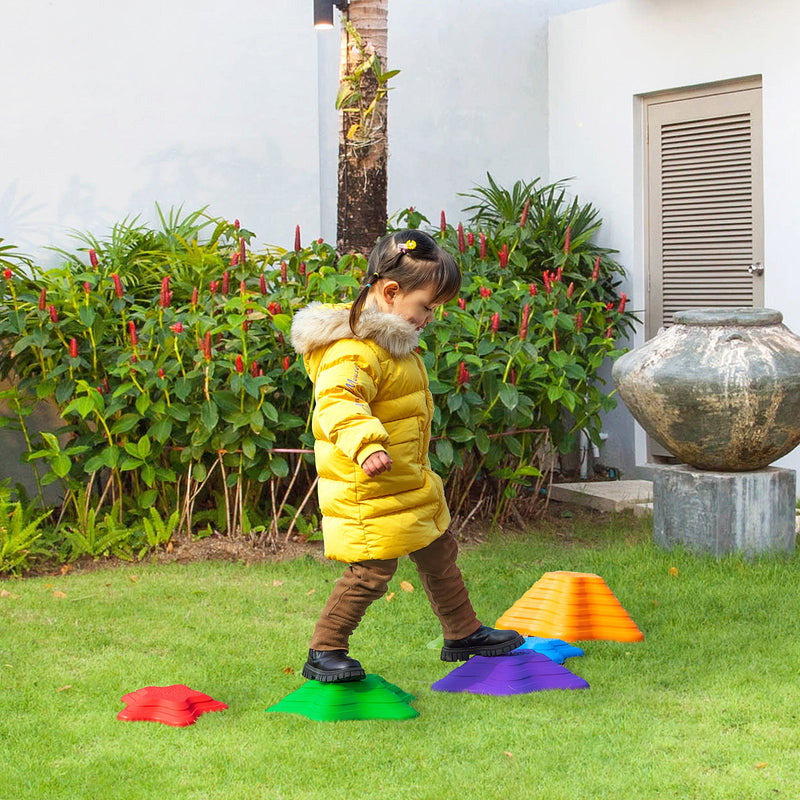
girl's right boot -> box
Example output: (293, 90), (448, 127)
(302, 649), (366, 682)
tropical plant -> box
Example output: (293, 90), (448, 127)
(0, 211), (365, 545)
(0, 481), (50, 575)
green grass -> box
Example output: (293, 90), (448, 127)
(2, 512), (800, 799)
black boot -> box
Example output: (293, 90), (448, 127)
(440, 625), (525, 662)
(302, 649), (366, 683)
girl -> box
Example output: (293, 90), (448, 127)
(289, 229), (523, 682)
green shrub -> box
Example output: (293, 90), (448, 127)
(0, 177), (635, 555)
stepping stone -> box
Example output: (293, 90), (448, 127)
(516, 636), (584, 664)
(496, 571), (644, 642)
(266, 674), (419, 721)
(117, 684), (228, 727)
(431, 650), (589, 695)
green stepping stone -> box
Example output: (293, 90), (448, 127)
(266, 674), (419, 721)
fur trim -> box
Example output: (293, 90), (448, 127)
(290, 302), (420, 359)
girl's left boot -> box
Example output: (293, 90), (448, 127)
(440, 625), (525, 662)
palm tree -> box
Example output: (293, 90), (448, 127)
(336, 0), (392, 255)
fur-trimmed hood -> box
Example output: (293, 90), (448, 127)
(290, 302), (420, 360)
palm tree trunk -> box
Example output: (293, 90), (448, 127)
(337, 0), (389, 255)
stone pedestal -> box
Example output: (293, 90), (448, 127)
(653, 465), (796, 557)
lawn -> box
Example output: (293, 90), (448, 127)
(2, 510), (799, 800)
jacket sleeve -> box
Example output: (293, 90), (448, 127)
(313, 340), (389, 465)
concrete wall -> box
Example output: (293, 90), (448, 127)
(549, 0), (800, 478)
(1, 0), (324, 264)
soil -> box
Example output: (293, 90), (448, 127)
(12, 496), (612, 580)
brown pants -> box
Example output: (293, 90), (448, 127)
(309, 531), (481, 650)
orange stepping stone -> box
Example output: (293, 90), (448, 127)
(496, 571), (644, 643)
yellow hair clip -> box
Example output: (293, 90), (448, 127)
(399, 239), (417, 255)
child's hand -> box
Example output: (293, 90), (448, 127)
(362, 450), (393, 476)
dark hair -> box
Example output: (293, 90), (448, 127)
(348, 229), (461, 333)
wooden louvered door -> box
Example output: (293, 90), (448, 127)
(645, 79), (764, 340)
(644, 79), (763, 459)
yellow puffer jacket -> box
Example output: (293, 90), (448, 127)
(290, 302), (450, 563)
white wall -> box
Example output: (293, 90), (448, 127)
(549, 0), (800, 477)
(0, 0), (324, 264)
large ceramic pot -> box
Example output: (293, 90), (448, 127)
(611, 308), (800, 471)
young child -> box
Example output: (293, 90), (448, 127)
(289, 229), (523, 682)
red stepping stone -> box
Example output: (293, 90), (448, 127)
(117, 684), (228, 727)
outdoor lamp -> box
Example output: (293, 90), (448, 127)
(314, 0), (348, 29)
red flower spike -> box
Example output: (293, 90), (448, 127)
(458, 298), (466, 311)
(563, 226), (571, 255)
(191, 286), (199, 306)
(128, 321), (138, 346)
(440, 210), (447, 232)
(519, 199), (530, 228)
(606, 302), (614, 311)
(618, 293), (627, 314)
(103, 377), (110, 394)
(491, 312), (500, 334)
(457, 361), (470, 386)
(457, 223), (465, 253)
(592, 255), (601, 281)
(280, 262), (288, 284)
(529, 283), (537, 297)
(89, 248), (99, 268)
(299, 262), (306, 276)
(258, 367), (264, 377)
(519, 303), (530, 341)
(38, 288), (47, 310)
(556, 266), (562, 283)
(277, 332), (285, 346)
(510, 369), (517, 386)
(260, 274), (267, 295)
(170, 322), (184, 334)
(160, 276), (171, 308)
(317, 237), (324, 244)
(251, 360), (258, 378)
(553, 309), (558, 316)
(567, 282), (574, 298)
(294, 224), (302, 251)
(479, 233), (487, 260)
(239, 237), (246, 263)
(158, 368), (165, 379)
(499, 243), (508, 269)
(234, 219), (240, 230)
(606, 326), (613, 339)
(240, 280), (247, 295)
(480, 286), (491, 299)
(275, 302), (282, 315)
(209, 281), (218, 296)
(467, 232), (474, 247)
(112, 273), (124, 299)
(543, 271), (552, 294)
(222, 271), (230, 295)
(69, 338), (78, 358)
(576, 311), (584, 332)
(242, 319), (250, 332)
(230, 251), (239, 267)
(235, 354), (244, 374)
(84, 281), (91, 294)
(283, 356), (290, 372)
(203, 331), (212, 361)
(117, 684), (228, 727)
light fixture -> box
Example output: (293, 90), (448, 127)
(314, 0), (348, 30)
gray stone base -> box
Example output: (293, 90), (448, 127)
(653, 465), (796, 557)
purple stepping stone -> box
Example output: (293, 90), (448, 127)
(431, 649), (589, 695)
